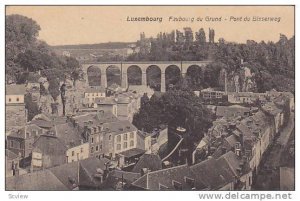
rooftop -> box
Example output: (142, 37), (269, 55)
(132, 153), (162, 173)
(6, 84), (26, 95)
(118, 148), (146, 158)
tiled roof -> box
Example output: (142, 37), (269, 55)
(49, 161), (79, 190)
(190, 158), (236, 190)
(132, 164), (207, 190)
(32, 135), (67, 156)
(118, 148), (146, 158)
(132, 153), (162, 173)
(6, 169), (68, 190)
(6, 149), (19, 160)
(85, 86), (106, 93)
(79, 157), (110, 188)
(6, 84), (26, 95)
(52, 123), (84, 148)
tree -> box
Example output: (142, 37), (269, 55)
(133, 90), (214, 141)
(25, 93), (40, 121)
(48, 78), (60, 101)
(195, 28), (206, 44)
(6, 15), (41, 82)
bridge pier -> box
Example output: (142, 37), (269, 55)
(142, 71), (147, 86)
(121, 72), (128, 89)
(161, 73), (166, 92)
(101, 71), (107, 88)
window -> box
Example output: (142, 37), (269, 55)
(100, 144), (102, 150)
(130, 132), (134, 138)
(130, 140), (134, 147)
(123, 134), (128, 141)
(117, 144), (121, 150)
(124, 142), (127, 149)
(91, 147), (94, 153)
(91, 137), (94, 144)
(16, 98), (19, 102)
(117, 135), (121, 142)
(72, 151), (75, 156)
(96, 145), (99, 151)
(8, 98), (11, 102)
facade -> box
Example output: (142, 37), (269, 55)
(6, 149), (20, 177)
(84, 86), (106, 106)
(6, 84), (27, 132)
(201, 88), (226, 104)
(31, 134), (67, 171)
(6, 124), (42, 159)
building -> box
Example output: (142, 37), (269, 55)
(6, 124), (43, 159)
(136, 130), (152, 152)
(6, 169), (70, 190)
(94, 97), (118, 116)
(70, 111), (147, 162)
(53, 123), (89, 163)
(6, 84), (27, 132)
(31, 133), (67, 171)
(115, 92), (141, 123)
(227, 92), (266, 104)
(128, 85), (154, 99)
(216, 105), (254, 119)
(84, 86), (106, 106)
(6, 149), (20, 177)
(7, 157), (113, 191)
(131, 150), (251, 190)
(132, 153), (162, 173)
(200, 88), (226, 105)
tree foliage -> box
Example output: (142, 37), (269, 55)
(133, 90), (214, 141)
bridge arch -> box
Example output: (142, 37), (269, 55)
(186, 65), (204, 90)
(165, 65), (181, 91)
(146, 65), (161, 91)
(127, 65), (143, 85)
(106, 65), (121, 87)
(87, 65), (101, 86)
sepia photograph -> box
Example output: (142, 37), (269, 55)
(4, 5), (295, 193)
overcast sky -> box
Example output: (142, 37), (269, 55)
(6, 6), (294, 46)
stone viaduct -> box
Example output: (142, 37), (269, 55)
(81, 61), (212, 92)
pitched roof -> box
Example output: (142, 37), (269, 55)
(52, 123), (84, 148)
(85, 86), (105, 93)
(6, 170), (68, 190)
(6, 149), (19, 160)
(32, 135), (67, 156)
(132, 153), (162, 173)
(6, 84), (26, 95)
(118, 148), (146, 158)
(190, 158), (236, 190)
(132, 164), (206, 190)
(79, 157), (110, 188)
(49, 161), (79, 190)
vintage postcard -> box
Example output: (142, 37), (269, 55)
(4, 5), (295, 193)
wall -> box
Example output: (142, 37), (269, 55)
(114, 131), (137, 155)
(6, 95), (24, 104)
(66, 143), (89, 163)
(5, 105), (27, 132)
